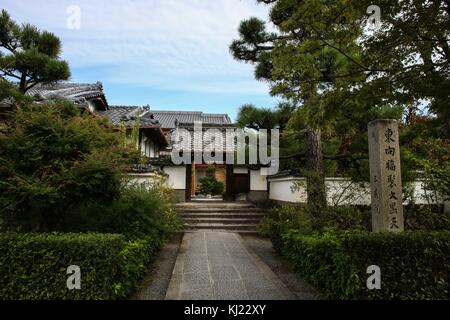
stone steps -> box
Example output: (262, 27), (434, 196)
(180, 208), (264, 213)
(177, 202), (266, 234)
(181, 213), (266, 219)
(183, 217), (261, 224)
(176, 202), (254, 209)
(183, 229), (259, 235)
(184, 223), (258, 231)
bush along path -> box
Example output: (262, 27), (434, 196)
(275, 229), (450, 300)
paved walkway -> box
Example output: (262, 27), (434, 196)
(165, 231), (295, 300)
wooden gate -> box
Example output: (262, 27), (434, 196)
(232, 174), (250, 195)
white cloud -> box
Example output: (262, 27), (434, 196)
(2, 0), (272, 94)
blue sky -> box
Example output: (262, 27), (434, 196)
(1, 0), (279, 120)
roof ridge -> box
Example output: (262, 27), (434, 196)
(201, 113), (230, 116)
(110, 105), (150, 109)
(151, 110), (202, 114)
(33, 81), (102, 88)
(151, 110), (229, 116)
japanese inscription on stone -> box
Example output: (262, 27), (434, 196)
(368, 120), (404, 232)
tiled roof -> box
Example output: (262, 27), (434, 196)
(26, 82), (107, 106)
(99, 106), (234, 152)
(171, 127), (237, 153)
(97, 106), (160, 128)
(148, 110), (232, 129)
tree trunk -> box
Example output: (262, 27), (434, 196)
(305, 128), (327, 216)
(19, 72), (27, 93)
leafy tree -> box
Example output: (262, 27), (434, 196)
(230, 0), (366, 213)
(231, 0), (449, 214)
(0, 100), (141, 231)
(356, 0), (450, 135)
(237, 102), (296, 131)
(0, 9), (70, 93)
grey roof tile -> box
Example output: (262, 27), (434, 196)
(26, 82), (107, 105)
(97, 106), (160, 128)
(147, 110), (232, 129)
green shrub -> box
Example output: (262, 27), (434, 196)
(262, 204), (447, 242)
(282, 230), (360, 298)
(316, 206), (371, 231)
(404, 205), (450, 231)
(199, 174), (224, 196)
(61, 181), (182, 240)
(257, 216), (275, 238)
(0, 232), (160, 300)
(257, 205), (313, 244)
(279, 230), (450, 299)
(0, 101), (141, 232)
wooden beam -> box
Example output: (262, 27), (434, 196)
(224, 164), (234, 201)
(185, 164), (192, 202)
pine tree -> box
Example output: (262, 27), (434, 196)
(0, 9), (70, 93)
(230, 0), (364, 212)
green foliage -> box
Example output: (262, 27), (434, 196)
(419, 160), (450, 203)
(404, 205), (450, 231)
(0, 101), (141, 231)
(0, 232), (162, 300)
(356, 0), (450, 124)
(231, 0), (450, 191)
(259, 205), (312, 248)
(199, 174), (224, 196)
(237, 102), (296, 131)
(256, 217), (274, 238)
(263, 204), (449, 243)
(279, 230), (450, 299)
(0, 78), (32, 105)
(281, 230), (360, 299)
(0, 10), (70, 93)
(65, 181), (183, 240)
(401, 120), (450, 197)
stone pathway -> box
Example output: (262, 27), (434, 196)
(165, 231), (295, 300)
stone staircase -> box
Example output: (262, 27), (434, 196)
(176, 201), (266, 234)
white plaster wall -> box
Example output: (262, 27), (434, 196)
(269, 177), (307, 203)
(250, 169), (268, 191)
(234, 167), (248, 174)
(163, 166), (187, 190)
(326, 178), (371, 206)
(407, 180), (442, 205)
(126, 172), (166, 187)
(268, 176), (442, 205)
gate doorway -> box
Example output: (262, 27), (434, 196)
(232, 174), (250, 195)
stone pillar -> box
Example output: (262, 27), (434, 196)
(368, 119), (404, 232)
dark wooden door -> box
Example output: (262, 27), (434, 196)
(232, 174), (250, 195)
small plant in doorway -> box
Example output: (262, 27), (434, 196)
(199, 168), (224, 198)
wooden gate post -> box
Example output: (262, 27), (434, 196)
(225, 164), (234, 201)
(185, 164), (192, 202)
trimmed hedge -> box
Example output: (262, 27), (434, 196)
(279, 230), (450, 299)
(0, 232), (160, 300)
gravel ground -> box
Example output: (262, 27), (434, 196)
(241, 235), (324, 300)
(133, 233), (183, 300)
